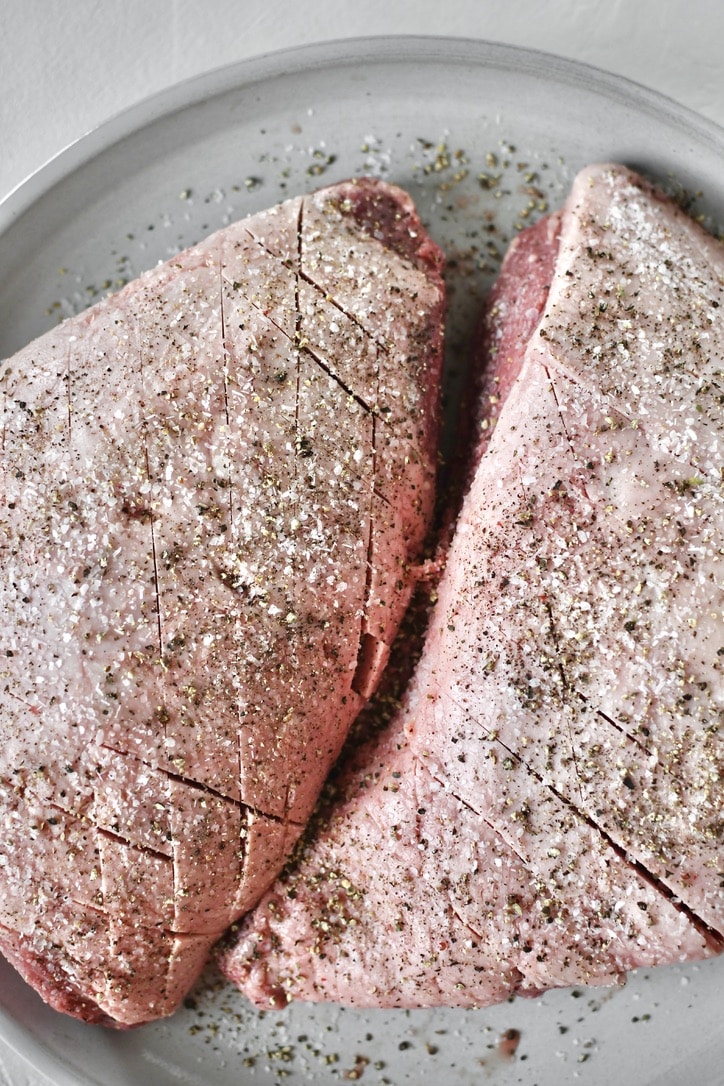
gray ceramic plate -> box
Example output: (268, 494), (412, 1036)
(0, 37), (722, 1086)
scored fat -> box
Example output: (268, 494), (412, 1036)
(0, 179), (445, 1024)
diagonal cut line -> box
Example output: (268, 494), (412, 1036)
(509, 424), (661, 761)
(302, 341), (376, 416)
(222, 250), (383, 422)
(164, 766), (302, 828)
(558, 797), (724, 949)
(543, 364), (594, 504)
(541, 352), (639, 425)
(4, 690), (42, 716)
(441, 688), (723, 946)
(590, 699), (652, 757)
(372, 485), (393, 508)
(97, 741), (302, 828)
(298, 266), (391, 355)
(415, 753), (529, 869)
(541, 597), (585, 804)
(452, 594), (705, 858)
(443, 900), (529, 999)
(447, 901), (486, 943)
(242, 221), (391, 356)
(97, 825), (173, 865)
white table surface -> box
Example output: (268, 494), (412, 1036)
(1, 1), (722, 1083)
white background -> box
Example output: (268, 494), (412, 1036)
(1, 1), (722, 1083)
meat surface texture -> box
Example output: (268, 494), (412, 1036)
(221, 164), (724, 1010)
(0, 179), (445, 1024)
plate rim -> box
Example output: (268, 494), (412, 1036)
(0, 977), (96, 1086)
(2, 34), (724, 232)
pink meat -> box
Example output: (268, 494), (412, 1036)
(221, 164), (723, 1009)
(0, 179), (445, 1025)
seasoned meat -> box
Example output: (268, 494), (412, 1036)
(221, 164), (723, 1009)
(0, 179), (445, 1025)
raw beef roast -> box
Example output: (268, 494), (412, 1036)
(222, 163), (723, 1009)
(0, 179), (445, 1024)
